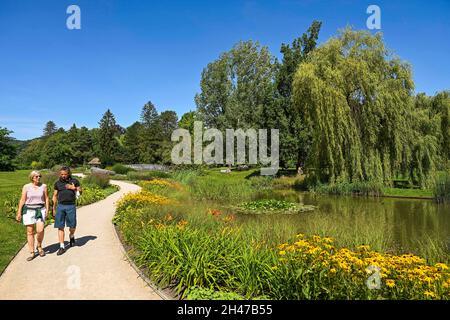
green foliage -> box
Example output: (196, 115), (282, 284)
(311, 181), (384, 196)
(115, 179), (450, 299)
(30, 161), (44, 170)
(83, 173), (110, 189)
(41, 171), (59, 187)
(293, 28), (419, 186)
(2, 191), (21, 219)
(272, 20), (321, 169)
(97, 109), (124, 165)
(171, 168), (203, 184)
(126, 170), (171, 181)
(195, 40), (275, 130)
(434, 172), (450, 203)
(178, 111), (198, 134)
(111, 163), (135, 175)
(239, 199), (298, 211)
(233, 199), (316, 215)
(248, 176), (274, 190)
(188, 176), (254, 203)
(122, 122), (143, 164)
(76, 185), (118, 206)
(43, 121), (57, 137)
(185, 286), (245, 300)
(0, 127), (17, 171)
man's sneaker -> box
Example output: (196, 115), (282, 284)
(69, 237), (76, 247)
(57, 248), (66, 256)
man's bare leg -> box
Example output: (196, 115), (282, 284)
(58, 228), (65, 247)
(69, 228), (76, 246)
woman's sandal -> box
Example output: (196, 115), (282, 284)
(37, 247), (45, 257)
(26, 252), (37, 261)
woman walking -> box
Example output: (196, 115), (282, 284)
(16, 171), (49, 261)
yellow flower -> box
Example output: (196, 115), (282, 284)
(385, 279), (395, 288)
(322, 237), (333, 243)
(424, 291), (436, 298)
(357, 245), (370, 251)
(330, 268), (337, 274)
(287, 245), (296, 252)
(279, 250), (286, 256)
(435, 263), (449, 271)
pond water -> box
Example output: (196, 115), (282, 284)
(251, 190), (450, 261)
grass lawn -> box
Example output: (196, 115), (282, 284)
(383, 187), (433, 198)
(0, 170), (30, 274)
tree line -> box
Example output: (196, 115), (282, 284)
(1, 21), (448, 188)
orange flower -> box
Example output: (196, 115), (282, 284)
(208, 209), (222, 216)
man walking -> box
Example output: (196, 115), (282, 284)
(53, 166), (82, 256)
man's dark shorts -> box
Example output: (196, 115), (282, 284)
(54, 204), (77, 228)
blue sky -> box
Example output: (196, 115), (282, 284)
(1, 0), (449, 140)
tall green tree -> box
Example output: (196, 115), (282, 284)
(178, 111), (198, 133)
(432, 91), (450, 164)
(140, 101), (163, 163)
(293, 28), (420, 185)
(272, 20), (322, 169)
(195, 40), (276, 130)
(0, 127), (17, 171)
(159, 111), (178, 139)
(158, 110), (178, 164)
(43, 121), (57, 137)
(123, 121), (144, 163)
(97, 109), (122, 165)
(39, 132), (74, 168)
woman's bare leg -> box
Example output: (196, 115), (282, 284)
(36, 222), (45, 248)
(26, 225), (35, 253)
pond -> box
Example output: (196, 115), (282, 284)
(247, 190), (450, 262)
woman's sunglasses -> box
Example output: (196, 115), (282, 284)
(34, 175), (42, 178)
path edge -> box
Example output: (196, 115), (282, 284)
(110, 180), (175, 301)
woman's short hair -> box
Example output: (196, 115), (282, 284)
(29, 170), (41, 181)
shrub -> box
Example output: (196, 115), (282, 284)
(30, 161), (44, 170)
(2, 191), (20, 219)
(311, 181), (384, 196)
(83, 173), (110, 189)
(171, 169), (202, 184)
(127, 170), (171, 181)
(111, 163), (135, 175)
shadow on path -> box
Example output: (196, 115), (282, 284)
(43, 235), (98, 254)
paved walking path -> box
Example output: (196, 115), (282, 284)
(0, 180), (162, 300)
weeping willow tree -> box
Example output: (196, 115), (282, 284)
(292, 28), (435, 186)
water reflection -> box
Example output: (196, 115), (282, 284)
(253, 190), (450, 260)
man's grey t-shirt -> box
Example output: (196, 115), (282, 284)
(54, 178), (80, 205)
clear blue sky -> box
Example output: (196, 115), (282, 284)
(1, 0), (449, 140)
